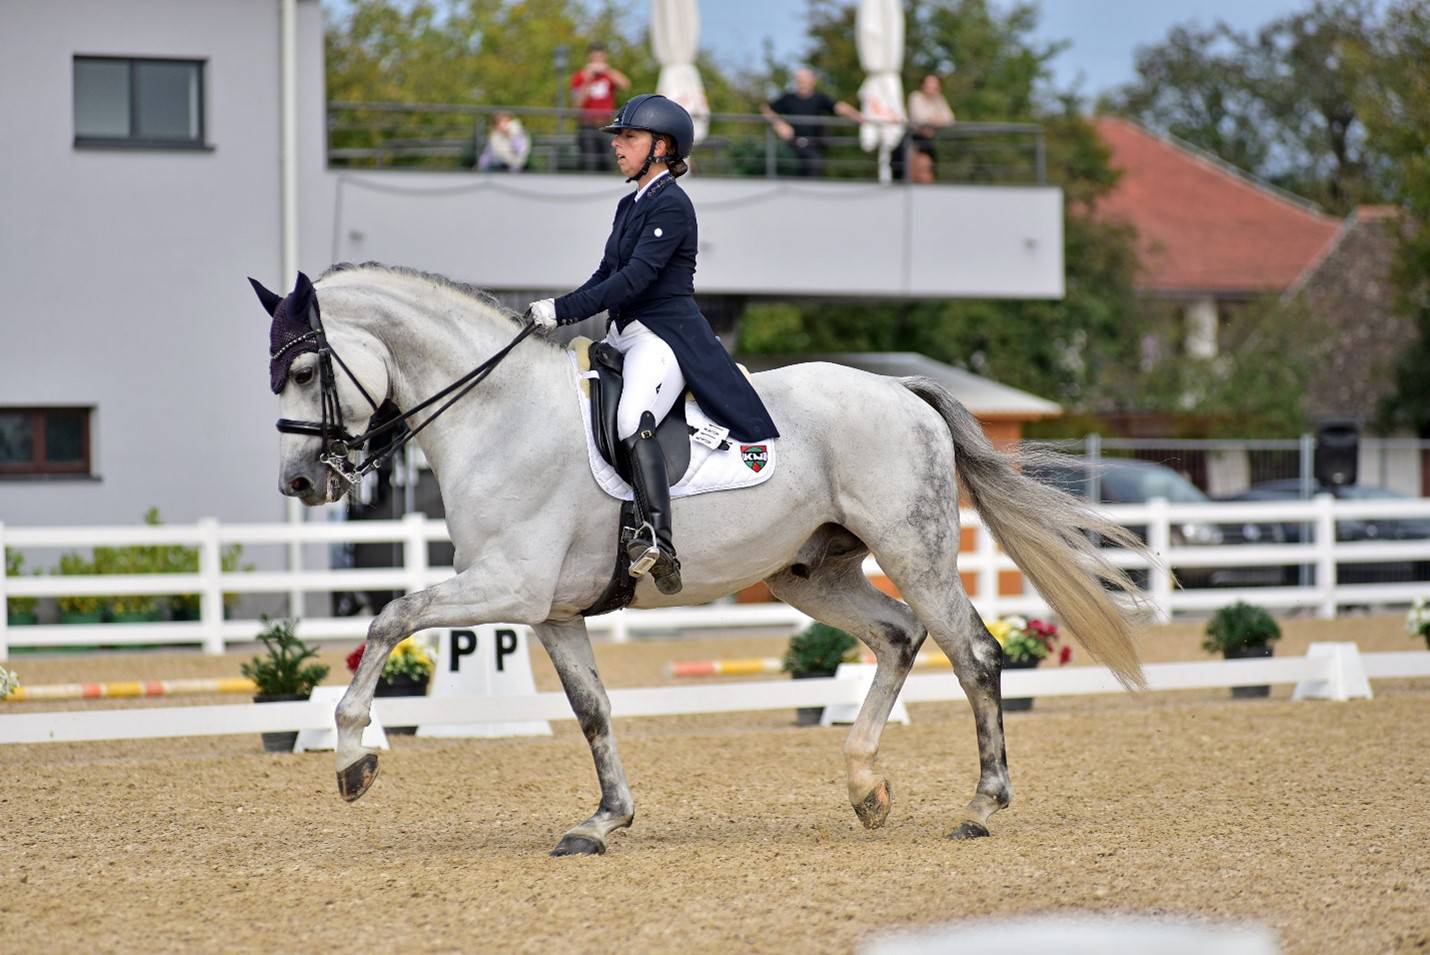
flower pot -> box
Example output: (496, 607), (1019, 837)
(6, 610), (38, 626)
(1225, 643), (1273, 698)
(58, 610), (104, 625)
(1002, 654), (1040, 712)
(791, 669), (837, 725)
(253, 693), (310, 752)
(374, 673), (429, 735)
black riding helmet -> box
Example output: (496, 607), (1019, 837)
(602, 93), (694, 181)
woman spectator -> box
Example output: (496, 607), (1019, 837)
(905, 73), (955, 180)
(477, 112), (531, 173)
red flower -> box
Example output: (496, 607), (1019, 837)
(345, 644), (366, 673)
(1058, 645), (1072, 665)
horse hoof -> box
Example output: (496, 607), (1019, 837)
(853, 778), (893, 831)
(947, 820), (990, 840)
(337, 753), (380, 803)
(550, 834), (606, 857)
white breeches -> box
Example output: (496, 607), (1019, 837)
(606, 320), (686, 440)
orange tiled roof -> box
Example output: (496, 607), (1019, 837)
(1094, 116), (1342, 295)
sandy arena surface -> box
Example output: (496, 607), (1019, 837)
(1, 614), (1427, 953)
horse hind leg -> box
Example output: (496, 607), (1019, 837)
(766, 525), (927, 831)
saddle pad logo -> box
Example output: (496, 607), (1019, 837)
(740, 445), (769, 473)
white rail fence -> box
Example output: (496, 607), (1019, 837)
(2, 643), (1426, 746)
(2, 495), (1429, 659)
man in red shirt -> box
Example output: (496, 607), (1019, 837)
(570, 43), (630, 172)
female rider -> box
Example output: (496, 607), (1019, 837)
(525, 94), (780, 597)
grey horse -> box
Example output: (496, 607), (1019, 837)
(265, 264), (1145, 855)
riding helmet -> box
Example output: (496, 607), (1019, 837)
(601, 94), (695, 160)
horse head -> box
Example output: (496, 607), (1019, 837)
(249, 271), (391, 506)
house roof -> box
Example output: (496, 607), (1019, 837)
(1094, 116), (1342, 296)
(738, 352), (1062, 420)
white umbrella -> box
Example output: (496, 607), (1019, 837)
(856, 0), (906, 182)
(651, 0), (709, 145)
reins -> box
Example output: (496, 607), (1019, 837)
(275, 298), (537, 484)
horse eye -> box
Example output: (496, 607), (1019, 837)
(292, 367), (315, 386)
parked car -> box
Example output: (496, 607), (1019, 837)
(1025, 457), (1286, 588)
(1221, 481), (1430, 584)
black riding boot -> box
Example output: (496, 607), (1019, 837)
(624, 412), (682, 595)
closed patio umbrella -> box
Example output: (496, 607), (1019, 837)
(652, 0), (709, 145)
(856, 0), (906, 182)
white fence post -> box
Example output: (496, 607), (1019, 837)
(286, 497), (305, 618)
(975, 518), (999, 614)
(403, 512), (428, 596)
(1314, 493), (1337, 619)
(610, 609), (630, 644)
(1146, 497), (1173, 623)
(0, 522), (9, 662)
(198, 518), (225, 655)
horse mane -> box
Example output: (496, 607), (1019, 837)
(317, 261), (561, 348)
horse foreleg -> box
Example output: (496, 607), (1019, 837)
(767, 544), (926, 831)
(334, 604), (410, 801)
(534, 617), (635, 856)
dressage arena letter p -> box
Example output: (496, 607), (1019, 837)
(417, 626), (553, 739)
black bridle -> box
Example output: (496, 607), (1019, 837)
(275, 299), (536, 485)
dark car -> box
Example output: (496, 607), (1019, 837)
(1221, 480), (1430, 584)
(1025, 458), (1285, 588)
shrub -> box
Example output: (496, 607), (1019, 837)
(55, 552), (106, 617)
(241, 617), (330, 698)
(1203, 602), (1282, 654)
(5, 551), (37, 616)
(782, 622), (859, 676)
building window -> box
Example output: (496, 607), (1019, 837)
(0, 408), (93, 477)
(73, 56), (207, 149)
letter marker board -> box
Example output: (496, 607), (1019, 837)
(418, 625), (552, 738)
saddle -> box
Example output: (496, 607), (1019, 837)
(583, 340), (693, 485)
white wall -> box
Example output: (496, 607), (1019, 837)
(0, 0), (324, 527)
(312, 172), (1065, 299)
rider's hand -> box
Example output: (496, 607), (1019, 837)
(525, 299), (558, 329)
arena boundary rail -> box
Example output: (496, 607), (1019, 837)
(1, 644), (1427, 746)
(2, 494), (1430, 658)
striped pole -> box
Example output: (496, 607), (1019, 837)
(2, 677), (256, 703)
(667, 654), (955, 678)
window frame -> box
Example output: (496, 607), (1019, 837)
(73, 55), (210, 151)
(0, 407), (94, 478)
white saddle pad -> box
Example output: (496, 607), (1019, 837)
(566, 351), (777, 501)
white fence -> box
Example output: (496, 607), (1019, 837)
(2, 494), (1429, 659)
(3, 643), (1427, 746)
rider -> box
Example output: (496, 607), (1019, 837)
(525, 94), (780, 597)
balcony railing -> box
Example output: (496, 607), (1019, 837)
(327, 102), (1047, 184)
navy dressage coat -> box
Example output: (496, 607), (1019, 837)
(554, 175), (780, 442)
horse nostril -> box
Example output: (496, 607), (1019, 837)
(289, 476), (312, 494)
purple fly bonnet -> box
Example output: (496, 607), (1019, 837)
(250, 271), (320, 394)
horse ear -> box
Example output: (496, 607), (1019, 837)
(248, 277), (283, 317)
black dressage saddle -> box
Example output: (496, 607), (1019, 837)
(587, 341), (692, 485)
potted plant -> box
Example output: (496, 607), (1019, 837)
(1203, 602), (1281, 699)
(241, 616), (330, 752)
(781, 622), (858, 726)
(1406, 598), (1430, 651)
(346, 634), (435, 735)
(6, 551), (38, 626)
(0, 664), (18, 701)
(55, 552), (107, 624)
(987, 615), (1071, 711)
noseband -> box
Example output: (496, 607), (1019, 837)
(274, 298), (536, 485)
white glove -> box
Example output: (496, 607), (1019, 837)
(526, 298), (558, 328)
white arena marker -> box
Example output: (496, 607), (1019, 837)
(294, 685), (389, 753)
(860, 914), (1280, 955)
(821, 663), (910, 727)
(418, 626), (552, 738)
(1292, 641), (1373, 702)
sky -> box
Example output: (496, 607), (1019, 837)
(682, 0), (1311, 97)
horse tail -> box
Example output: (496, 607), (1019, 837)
(901, 376), (1148, 691)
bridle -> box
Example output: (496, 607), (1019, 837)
(274, 296), (536, 485)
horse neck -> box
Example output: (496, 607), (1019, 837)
(351, 287), (572, 484)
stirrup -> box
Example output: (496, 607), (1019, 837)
(627, 522), (659, 579)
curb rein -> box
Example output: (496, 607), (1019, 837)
(274, 300), (537, 485)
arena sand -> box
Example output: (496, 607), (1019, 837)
(0, 614), (1426, 953)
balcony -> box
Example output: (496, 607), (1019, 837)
(316, 104), (1064, 299)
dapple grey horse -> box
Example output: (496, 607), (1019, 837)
(266, 264), (1145, 856)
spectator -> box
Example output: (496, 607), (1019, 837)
(760, 67), (863, 177)
(570, 43), (630, 172)
(477, 112), (531, 173)
(905, 73), (955, 180)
